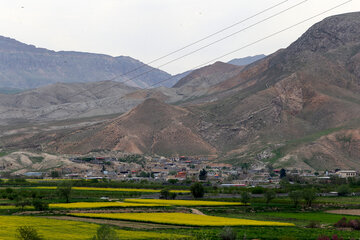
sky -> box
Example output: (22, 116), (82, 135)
(0, 0), (359, 75)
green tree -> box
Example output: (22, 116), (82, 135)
(16, 226), (43, 240)
(289, 190), (302, 207)
(199, 169), (207, 181)
(160, 188), (170, 199)
(302, 188), (317, 207)
(190, 182), (205, 198)
(279, 168), (286, 179)
(32, 199), (49, 211)
(240, 191), (251, 205)
(91, 225), (119, 240)
(264, 190), (276, 204)
(57, 181), (72, 203)
(337, 185), (350, 196)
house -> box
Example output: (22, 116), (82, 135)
(336, 170), (357, 178)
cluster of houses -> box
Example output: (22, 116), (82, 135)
(17, 154), (359, 186)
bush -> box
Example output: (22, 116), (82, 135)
(191, 182), (205, 198)
(337, 185), (350, 196)
(16, 226), (43, 240)
(251, 187), (265, 194)
(334, 217), (348, 228)
(220, 227), (237, 240)
(317, 235), (343, 240)
(32, 199), (49, 211)
(91, 225), (119, 240)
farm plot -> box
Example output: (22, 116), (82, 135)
(71, 212), (295, 227)
(32, 186), (189, 193)
(0, 216), (186, 240)
(50, 201), (166, 209)
(124, 199), (246, 206)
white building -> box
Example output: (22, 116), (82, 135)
(336, 170), (357, 178)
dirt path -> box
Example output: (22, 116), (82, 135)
(40, 216), (190, 229)
(326, 209), (360, 216)
(190, 208), (205, 215)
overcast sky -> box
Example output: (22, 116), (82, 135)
(0, 0), (359, 74)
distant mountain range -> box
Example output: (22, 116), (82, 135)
(227, 54), (266, 66)
(2, 12), (359, 171)
(0, 36), (173, 89)
(0, 36), (263, 90)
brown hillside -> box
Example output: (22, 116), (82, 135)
(45, 98), (216, 156)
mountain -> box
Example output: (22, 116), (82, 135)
(0, 36), (172, 89)
(228, 54), (266, 66)
(2, 12), (360, 171)
(38, 98), (216, 155)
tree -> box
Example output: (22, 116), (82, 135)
(160, 188), (170, 199)
(302, 188), (317, 207)
(279, 168), (286, 179)
(240, 191), (251, 205)
(57, 181), (72, 203)
(289, 190), (302, 207)
(199, 169), (207, 181)
(264, 190), (276, 204)
(91, 225), (119, 240)
(190, 182), (205, 198)
(16, 226), (43, 240)
(32, 199), (49, 211)
(337, 185), (350, 196)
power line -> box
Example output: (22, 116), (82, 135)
(105, 0), (290, 82)
(150, 0), (353, 88)
(62, 0), (298, 100)
(121, 0), (308, 85)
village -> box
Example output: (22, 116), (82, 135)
(21, 154), (358, 186)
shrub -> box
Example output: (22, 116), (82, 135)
(348, 219), (360, 230)
(219, 227), (237, 240)
(16, 226), (43, 240)
(91, 225), (119, 240)
(337, 185), (350, 196)
(334, 217), (348, 228)
(32, 199), (49, 211)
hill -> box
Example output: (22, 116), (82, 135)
(0, 36), (172, 89)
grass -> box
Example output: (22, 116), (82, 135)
(71, 212), (295, 227)
(258, 212), (360, 225)
(0, 216), (186, 240)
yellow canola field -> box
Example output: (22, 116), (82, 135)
(125, 199), (246, 206)
(71, 212), (295, 227)
(50, 201), (166, 209)
(0, 216), (186, 240)
(32, 186), (190, 193)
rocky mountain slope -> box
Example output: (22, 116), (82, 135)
(0, 36), (172, 89)
(1, 12), (360, 171)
